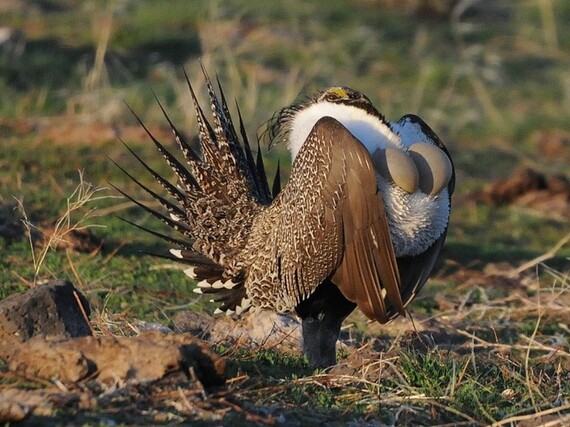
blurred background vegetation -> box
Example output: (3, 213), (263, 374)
(0, 0), (569, 314)
(1, 1), (569, 424)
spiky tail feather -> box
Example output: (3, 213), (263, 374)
(116, 68), (279, 314)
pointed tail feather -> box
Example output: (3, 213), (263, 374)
(153, 93), (201, 165)
(110, 158), (186, 221)
(272, 160), (282, 198)
(117, 217), (194, 250)
(115, 68), (278, 315)
(126, 105), (200, 192)
(118, 140), (188, 205)
(111, 184), (195, 236)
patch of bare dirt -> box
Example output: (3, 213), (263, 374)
(1, 116), (173, 146)
(474, 167), (570, 220)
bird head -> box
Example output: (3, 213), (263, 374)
(268, 86), (398, 160)
(314, 87), (384, 118)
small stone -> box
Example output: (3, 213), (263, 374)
(0, 280), (92, 351)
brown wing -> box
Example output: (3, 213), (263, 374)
(251, 116), (403, 322)
(327, 124), (405, 322)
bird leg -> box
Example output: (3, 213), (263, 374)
(302, 311), (346, 368)
(296, 280), (356, 368)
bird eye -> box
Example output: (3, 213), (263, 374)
(325, 93), (338, 101)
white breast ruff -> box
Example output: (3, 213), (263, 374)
(287, 101), (451, 257)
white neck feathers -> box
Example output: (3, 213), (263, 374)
(286, 102), (402, 160)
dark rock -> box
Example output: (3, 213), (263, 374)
(0, 280), (92, 349)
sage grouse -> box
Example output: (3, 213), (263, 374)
(117, 74), (455, 368)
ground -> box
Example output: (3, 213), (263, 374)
(1, 0), (569, 425)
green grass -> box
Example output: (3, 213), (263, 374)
(1, 0), (570, 425)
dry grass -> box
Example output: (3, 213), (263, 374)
(14, 171), (113, 285)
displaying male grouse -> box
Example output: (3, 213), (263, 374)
(117, 72), (455, 368)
